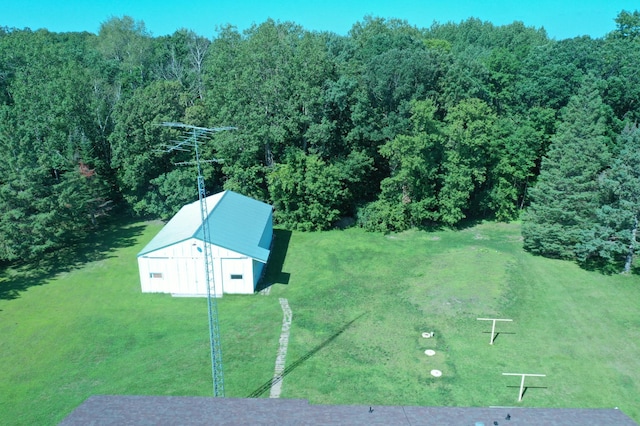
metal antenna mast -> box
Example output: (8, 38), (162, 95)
(161, 122), (236, 397)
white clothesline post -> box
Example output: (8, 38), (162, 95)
(477, 318), (513, 344)
(502, 373), (546, 401)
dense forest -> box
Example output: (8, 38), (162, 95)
(1, 11), (639, 271)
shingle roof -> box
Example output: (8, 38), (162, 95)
(59, 396), (638, 426)
(137, 191), (272, 262)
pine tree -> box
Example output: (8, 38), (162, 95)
(575, 124), (640, 272)
(522, 79), (612, 258)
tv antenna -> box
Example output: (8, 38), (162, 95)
(161, 121), (236, 397)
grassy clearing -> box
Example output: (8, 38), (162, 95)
(0, 221), (283, 425)
(1, 221), (639, 424)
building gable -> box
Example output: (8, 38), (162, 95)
(194, 191), (272, 262)
(138, 191), (272, 262)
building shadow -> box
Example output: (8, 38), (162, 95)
(257, 229), (292, 291)
(0, 217), (146, 302)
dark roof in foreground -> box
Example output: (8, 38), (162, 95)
(59, 395), (637, 426)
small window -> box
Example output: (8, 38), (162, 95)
(150, 272), (163, 279)
(230, 274), (243, 280)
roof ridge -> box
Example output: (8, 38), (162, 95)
(138, 190), (272, 262)
(192, 190), (229, 240)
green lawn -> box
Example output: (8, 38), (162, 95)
(1, 220), (639, 424)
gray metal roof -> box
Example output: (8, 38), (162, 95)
(59, 396), (638, 426)
(137, 191), (272, 262)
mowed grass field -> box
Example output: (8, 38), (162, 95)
(1, 220), (639, 424)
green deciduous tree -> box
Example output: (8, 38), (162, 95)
(439, 98), (497, 224)
(109, 80), (190, 217)
(610, 10), (640, 39)
(486, 112), (549, 221)
(601, 34), (640, 122)
(95, 16), (153, 93)
(268, 148), (371, 231)
(151, 29), (211, 103)
(359, 99), (442, 231)
(205, 21), (338, 199)
(6, 12), (640, 266)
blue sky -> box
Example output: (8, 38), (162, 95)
(4, 1), (638, 40)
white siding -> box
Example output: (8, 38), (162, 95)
(138, 257), (170, 293)
(221, 258), (250, 294)
(138, 238), (259, 296)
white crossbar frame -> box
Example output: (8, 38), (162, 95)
(502, 373), (546, 401)
(477, 318), (513, 345)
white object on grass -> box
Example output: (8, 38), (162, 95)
(502, 373), (546, 402)
(477, 318), (513, 345)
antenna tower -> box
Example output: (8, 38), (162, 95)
(161, 122), (236, 397)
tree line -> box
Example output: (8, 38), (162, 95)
(1, 11), (639, 271)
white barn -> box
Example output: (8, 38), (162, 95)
(137, 190), (273, 297)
